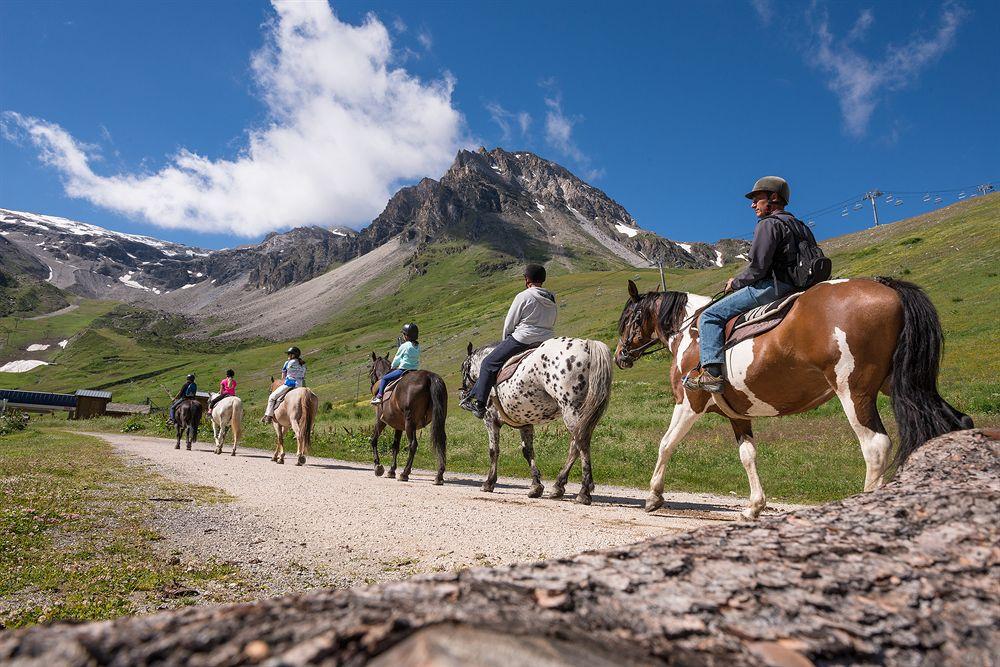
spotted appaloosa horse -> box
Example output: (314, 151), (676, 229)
(367, 353), (448, 484)
(173, 398), (202, 451)
(267, 378), (319, 466)
(616, 277), (972, 520)
(460, 337), (613, 505)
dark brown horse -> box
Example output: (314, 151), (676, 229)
(368, 352), (448, 484)
(173, 398), (202, 451)
(615, 277), (972, 519)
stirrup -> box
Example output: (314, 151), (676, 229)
(682, 368), (725, 393)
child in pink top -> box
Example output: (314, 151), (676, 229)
(208, 369), (236, 412)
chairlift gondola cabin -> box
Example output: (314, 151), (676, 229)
(923, 193), (931, 202)
(935, 196), (943, 203)
(894, 200), (903, 206)
(841, 208), (849, 216)
(853, 202), (863, 210)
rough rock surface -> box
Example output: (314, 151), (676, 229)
(2, 429), (996, 666)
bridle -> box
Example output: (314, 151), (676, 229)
(617, 300), (667, 364)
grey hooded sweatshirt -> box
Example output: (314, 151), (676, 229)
(502, 286), (557, 344)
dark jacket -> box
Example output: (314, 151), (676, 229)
(174, 381), (197, 400)
(731, 211), (815, 290)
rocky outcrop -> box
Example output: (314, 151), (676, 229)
(2, 429), (995, 666)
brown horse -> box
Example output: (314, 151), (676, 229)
(368, 353), (448, 484)
(267, 378), (319, 466)
(615, 277), (972, 519)
(174, 398), (202, 451)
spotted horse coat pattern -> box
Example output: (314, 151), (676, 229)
(462, 337), (613, 505)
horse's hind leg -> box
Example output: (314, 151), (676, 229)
(518, 425), (544, 498)
(839, 388), (891, 492)
(481, 414), (502, 493)
(175, 424), (182, 450)
(731, 419), (766, 520)
(399, 416), (417, 482)
(573, 426), (596, 506)
(370, 419), (387, 476)
(549, 438), (579, 500)
(646, 401), (700, 512)
(386, 430), (402, 478)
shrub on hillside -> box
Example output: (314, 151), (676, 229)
(0, 410), (30, 436)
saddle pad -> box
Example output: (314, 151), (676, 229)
(724, 292), (802, 349)
(496, 348), (539, 386)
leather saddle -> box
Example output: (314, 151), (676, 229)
(381, 371), (410, 400)
(496, 346), (540, 386)
(723, 292), (802, 349)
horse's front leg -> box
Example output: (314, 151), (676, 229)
(731, 419), (766, 520)
(399, 416), (418, 482)
(369, 419), (387, 476)
(386, 429), (402, 478)
(481, 413), (502, 493)
(646, 401), (701, 512)
(518, 425), (544, 498)
(213, 421), (223, 455)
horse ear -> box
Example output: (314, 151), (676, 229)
(370, 351), (377, 362)
(270, 375), (274, 383)
(467, 342), (474, 356)
(628, 279), (640, 302)
(385, 351), (391, 360)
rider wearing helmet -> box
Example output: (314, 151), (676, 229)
(460, 264), (557, 418)
(263, 347), (306, 423)
(684, 176), (815, 392)
(168, 373), (198, 424)
(371, 324), (420, 405)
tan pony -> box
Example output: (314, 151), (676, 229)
(616, 277), (972, 519)
(267, 378), (319, 466)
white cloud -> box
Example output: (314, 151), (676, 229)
(485, 102), (531, 143)
(808, 2), (966, 137)
(750, 0), (773, 26)
(2, 1), (465, 236)
(416, 28), (433, 51)
(541, 82), (602, 180)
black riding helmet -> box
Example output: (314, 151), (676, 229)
(401, 323), (419, 342)
(186, 373), (195, 381)
(286, 346), (301, 357)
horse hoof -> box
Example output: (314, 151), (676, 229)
(740, 508), (760, 521)
(548, 488), (565, 500)
(644, 496), (664, 513)
(434, 477), (444, 486)
(297, 456), (306, 466)
(175, 444), (180, 450)
(186, 445), (191, 451)
(278, 459), (285, 465)
(375, 465), (384, 477)
(386, 471), (395, 479)
(528, 485), (544, 498)
(481, 484), (494, 493)
(215, 448), (222, 455)
(574, 493), (592, 506)
(231, 452), (236, 457)
(398, 474), (409, 482)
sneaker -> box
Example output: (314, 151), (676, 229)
(682, 368), (725, 393)
(459, 397), (486, 419)
(370, 396), (381, 405)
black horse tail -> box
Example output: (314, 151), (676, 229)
(428, 373), (448, 481)
(876, 277), (973, 470)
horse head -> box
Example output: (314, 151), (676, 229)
(368, 351), (392, 387)
(615, 280), (688, 369)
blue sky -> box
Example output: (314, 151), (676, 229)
(1, 0), (996, 249)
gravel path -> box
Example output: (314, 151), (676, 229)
(100, 433), (804, 595)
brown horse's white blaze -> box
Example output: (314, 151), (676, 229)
(616, 277), (971, 520)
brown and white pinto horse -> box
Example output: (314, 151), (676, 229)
(615, 277), (972, 519)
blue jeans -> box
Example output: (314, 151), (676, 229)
(699, 279), (794, 367)
(376, 369), (407, 397)
(468, 336), (533, 405)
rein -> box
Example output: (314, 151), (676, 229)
(619, 289), (730, 363)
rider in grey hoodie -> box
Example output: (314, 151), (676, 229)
(460, 264), (556, 418)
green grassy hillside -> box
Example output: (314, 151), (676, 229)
(6, 194), (998, 503)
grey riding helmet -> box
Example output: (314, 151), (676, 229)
(745, 176), (790, 204)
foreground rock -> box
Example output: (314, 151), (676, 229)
(2, 429), (997, 666)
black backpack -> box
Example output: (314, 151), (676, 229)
(772, 213), (832, 289)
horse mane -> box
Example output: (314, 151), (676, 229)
(619, 291), (689, 336)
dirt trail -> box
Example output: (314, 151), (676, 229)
(99, 433), (804, 591)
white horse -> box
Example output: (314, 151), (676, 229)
(209, 394), (244, 456)
(460, 337), (613, 505)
